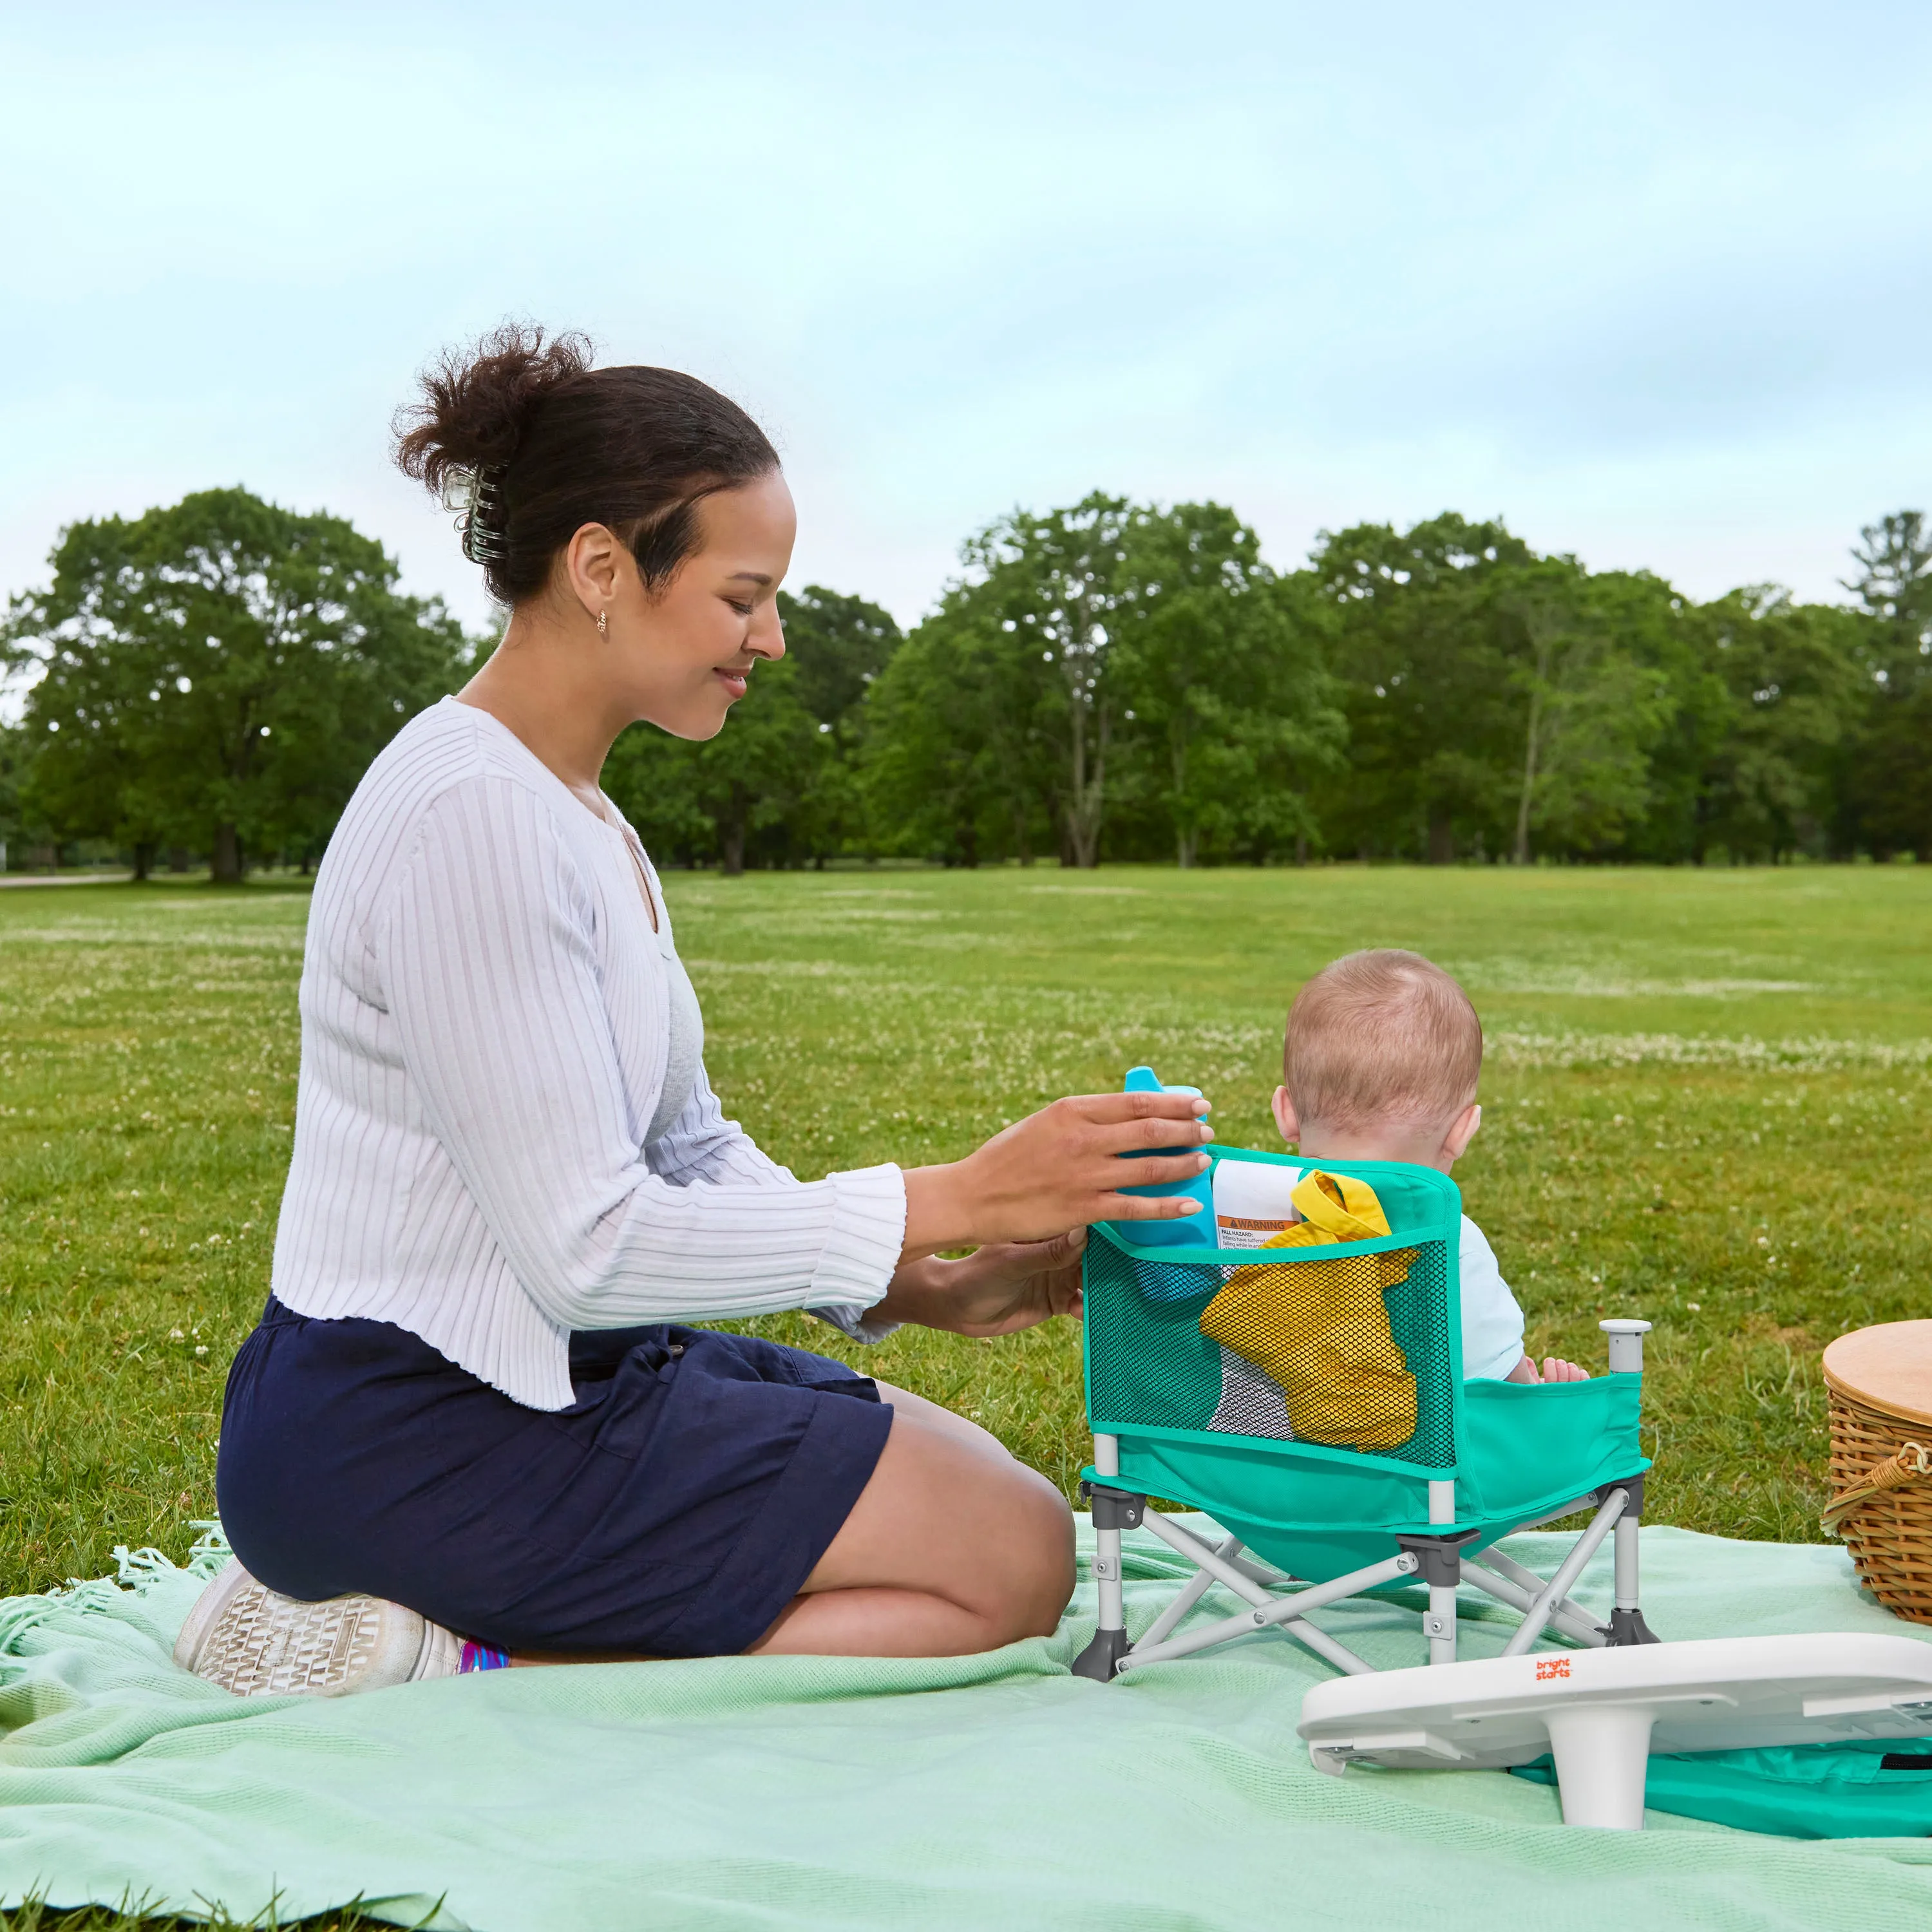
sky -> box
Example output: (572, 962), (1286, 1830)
(4, 3), (1930, 634)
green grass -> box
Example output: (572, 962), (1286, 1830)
(0, 1902), (386, 1932)
(4, 862), (1930, 1604)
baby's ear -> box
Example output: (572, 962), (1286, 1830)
(1271, 1085), (1300, 1146)
(1443, 1102), (1482, 1162)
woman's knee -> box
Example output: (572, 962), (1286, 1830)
(997, 1464), (1077, 1639)
(807, 1408), (1075, 1638)
(951, 1452), (1075, 1642)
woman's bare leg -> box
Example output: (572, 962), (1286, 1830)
(746, 1386), (1074, 1657)
(509, 1381), (1074, 1664)
(861, 1378), (1016, 1457)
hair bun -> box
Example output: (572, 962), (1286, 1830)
(393, 322), (592, 497)
(391, 321), (778, 606)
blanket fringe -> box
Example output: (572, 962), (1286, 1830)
(0, 1520), (233, 1658)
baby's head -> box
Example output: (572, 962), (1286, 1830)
(1272, 949), (1483, 1172)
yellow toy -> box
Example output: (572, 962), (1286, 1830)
(1199, 1170), (1417, 1450)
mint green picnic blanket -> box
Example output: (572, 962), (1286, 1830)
(5, 1520), (1932, 1930)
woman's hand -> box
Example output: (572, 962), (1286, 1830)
(900, 1091), (1213, 1257)
(873, 1229), (1088, 1337)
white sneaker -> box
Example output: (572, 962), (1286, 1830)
(173, 1558), (464, 1696)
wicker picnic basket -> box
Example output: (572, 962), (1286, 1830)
(1821, 1321), (1932, 1625)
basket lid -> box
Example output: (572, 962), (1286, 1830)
(1823, 1321), (1932, 1427)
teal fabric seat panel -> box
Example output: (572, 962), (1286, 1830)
(1086, 1390), (1649, 1584)
(1458, 1376), (1649, 1524)
(1092, 1437), (1446, 1583)
(1081, 1146), (1649, 1589)
(1084, 1150), (1467, 1473)
(1081, 1248), (1227, 1430)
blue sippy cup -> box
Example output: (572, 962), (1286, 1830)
(1104, 1065), (1214, 1254)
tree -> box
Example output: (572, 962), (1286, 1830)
(1840, 511), (1932, 858)
(2, 489), (469, 880)
(1308, 515), (1534, 862)
(1307, 519), (1700, 864)
(602, 654), (830, 876)
(1674, 589), (1865, 863)
(1111, 505), (1345, 866)
(1844, 511), (1932, 692)
(859, 629), (983, 864)
(0, 724), (38, 873)
(862, 497), (1135, 867)
(860, 609), (1056, 866)
(864, 495), (1345, 869)
(1494, 564), (1677, 864)
(777, 584), (903, 864)
(952, 494), (1137, 867)
(780, 585), (902, 738)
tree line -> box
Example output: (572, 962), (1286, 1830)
(0, 490), (464, 880)
(5, 486), (1929, 876)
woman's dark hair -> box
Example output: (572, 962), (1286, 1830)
(393, 323), (781, 605)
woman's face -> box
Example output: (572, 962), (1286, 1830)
(605, 469), (797, 742)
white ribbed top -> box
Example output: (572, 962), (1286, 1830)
(645, 918), (705, 1146)
(270, 697), (907, 1410)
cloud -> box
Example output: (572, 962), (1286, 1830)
(2, 3), (1927, 630)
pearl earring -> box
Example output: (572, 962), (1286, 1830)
(596, 610), (608, 637)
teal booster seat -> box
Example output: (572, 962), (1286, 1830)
(1075, 1069), (1655, 1682)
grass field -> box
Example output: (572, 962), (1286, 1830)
(3, 861), (1929, 1614)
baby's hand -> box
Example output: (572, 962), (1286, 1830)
(1537, 1356), (1589, 1383)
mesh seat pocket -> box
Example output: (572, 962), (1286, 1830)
(1202, 1247), (1419, 1450)
(1084, 1224), (1458, 1471)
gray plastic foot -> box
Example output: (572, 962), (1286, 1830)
(1072, 1626), (1132, 1681)
(1605, 1607), (1661, 1646)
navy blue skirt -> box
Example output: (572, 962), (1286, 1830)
(216, 1298), (895, 1658)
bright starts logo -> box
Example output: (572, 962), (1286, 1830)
(1535, 1657), (1572, 1681)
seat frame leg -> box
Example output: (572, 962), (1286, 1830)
(1415, 1478), (1464, 1666)
(1603, 1475), (1660, 1647)
(1072, 1439), (1143, 1681)
(1072, 1620), (1131, 1681)
(1500, 1487), (1627, 1658)
(1598, 1320), (1660, 1647)
(1396, 1528), (1478, 1667)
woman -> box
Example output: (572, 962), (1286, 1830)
(185, 327), (1211, 1694)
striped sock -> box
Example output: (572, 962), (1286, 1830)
(459, 1639), (511, 1673)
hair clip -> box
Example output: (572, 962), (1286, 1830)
(446, 464), (510, 566)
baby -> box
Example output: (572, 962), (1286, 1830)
(1208, 947), (1581, 1436)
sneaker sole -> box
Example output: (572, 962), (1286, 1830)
(175, 1558), (460, 1696)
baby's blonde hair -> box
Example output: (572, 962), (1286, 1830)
(1283, 949), (1482, 1133)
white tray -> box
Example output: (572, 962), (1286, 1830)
(1297, 1632), (1932, 1828)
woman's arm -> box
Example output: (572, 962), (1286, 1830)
(645, 1072), (1186, 1340)
(898, 1093), (1215, 1257)
(647, 1067), (792, 1189)
(379, 779), (1212, 1336)
(379, 781), (904, 1332)
(650, 1068), (907, 1342)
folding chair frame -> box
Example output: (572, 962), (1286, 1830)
(1074, 1319), (1658, 1681)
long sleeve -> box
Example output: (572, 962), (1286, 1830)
(376, 777), (905, 1337)
(651, 1070), (904, 1345)
(648, 1066), (795, 1191)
